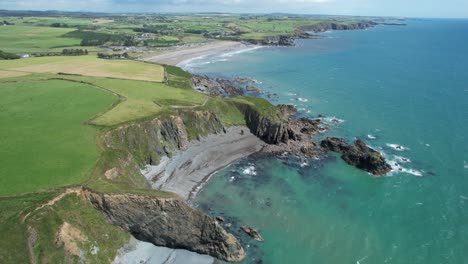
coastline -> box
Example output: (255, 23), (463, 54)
(113, 127), (265, 264)
(142, 40), (251, 66)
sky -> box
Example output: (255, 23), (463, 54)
(1, 0), (468, 18)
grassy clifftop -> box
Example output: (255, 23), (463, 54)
(0, 54), (281, 263)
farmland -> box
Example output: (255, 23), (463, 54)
(0, 79), (117, 195)
(0, 55), (165, 82)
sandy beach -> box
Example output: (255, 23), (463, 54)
(142, 41), (249, 66)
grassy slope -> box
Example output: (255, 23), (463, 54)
(0, 191), (58, 264)
(0, 79), (117, 196)
(0, 191), (130, 264)
(27, 193), (130, 264)
(0, 25), (81, 53)
(0, 55), (165, 82)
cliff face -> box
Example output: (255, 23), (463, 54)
(298, 21), (377, 33)
(84, 189), (245, 262)
(235, 102), (324, 157)
(103, 110), (224, 167)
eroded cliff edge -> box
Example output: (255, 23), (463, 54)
(83, 189), (245, 262)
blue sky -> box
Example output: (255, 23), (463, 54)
(1, 0), (467, 18)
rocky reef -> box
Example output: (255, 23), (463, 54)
(320, 137), (392, 175)
(84, 189), (245, 262)
(192, 75), (244, 97)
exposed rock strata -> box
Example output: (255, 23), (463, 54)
(192, 75), (244, 97)
(320, 137), (392, 175)
(236, 103), (325, 158)
(103, 110), (224, 168)
(84, 189), (245, 262)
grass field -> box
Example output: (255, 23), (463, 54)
(0, 79), (117, 196)
(0, 26), (81, 53)
(58, 74), (207, 126)
(0, 56), (165, 82)
(0, 70), (30, 79)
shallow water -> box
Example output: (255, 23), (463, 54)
(190, 19), (468, 263)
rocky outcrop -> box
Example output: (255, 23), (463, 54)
(192, 75), (244, 97)
(84, 189), (245, 262)
(245, 21), (377, 47)
(298, 21), (377, 33)
(245, 35), (296, 46)
(236, 102), (324, 158)
(320, 137), (392, 175)
(240, 226), (264, 242)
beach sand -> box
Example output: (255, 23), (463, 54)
(143, 41), (249, 66)
(113, 127), (265, 264)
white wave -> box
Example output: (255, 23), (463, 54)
(367, 134), (377, 140)
(460, 195), (468, 200)
(219, 46), (264, 58)
(286, 92), (297, 96)
(464, 161), (468, 169)
(387, 158), (423, 177)
(229, 176), (236, 182)
(394, 155), (411, 163)
(322, 116), (345, 124)
(300, 162), (309, 168)
(177, 54), (210, 69)
(386, 143), (409, 151)
(242, 165), (257, 176)
(296, 97), (309, 102)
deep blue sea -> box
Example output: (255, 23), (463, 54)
(185, 19), (468, 263)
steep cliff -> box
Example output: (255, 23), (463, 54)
(84, 189), (245, 262)
(102, 110), (224, 168)
(298, 21), (377, 33)
(234, 99), (324, 157)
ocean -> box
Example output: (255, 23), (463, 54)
(184, 19), (468, 263)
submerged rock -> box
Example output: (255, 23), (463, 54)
(240, 226), (264, 242)
(320, 137), (392, 175)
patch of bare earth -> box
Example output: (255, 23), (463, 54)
(55, 222), (88, 256)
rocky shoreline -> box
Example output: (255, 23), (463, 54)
(191, 75), (391, 174)
(244, 20), (378, 46)
(108, 33), (393, 261)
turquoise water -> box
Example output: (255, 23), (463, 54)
(189, 19), (468, 263)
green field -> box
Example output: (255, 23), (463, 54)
(0, 55), (165, 82)
(0, 79), (117, 195)
(0, 26), (81, 53)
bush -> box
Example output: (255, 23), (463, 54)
(62, 49), (88, 56)
(0, 50), (20, 60)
